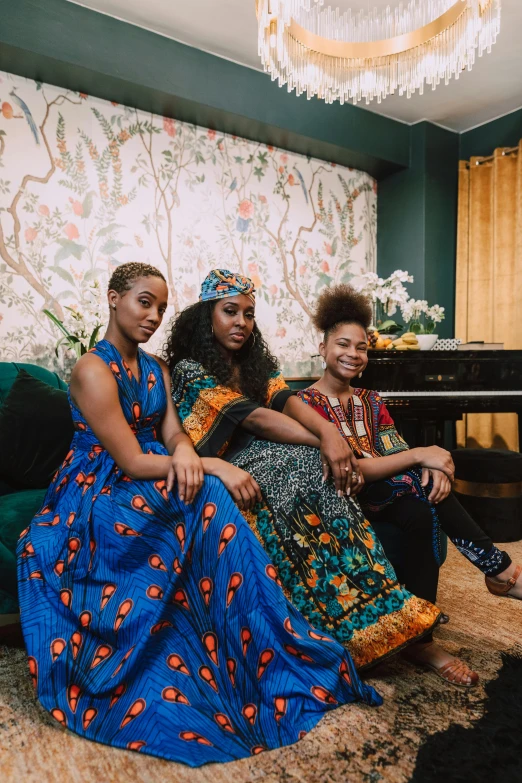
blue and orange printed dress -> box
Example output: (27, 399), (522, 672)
(17, 340), (381, 766)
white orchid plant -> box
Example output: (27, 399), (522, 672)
(44, 280), (105, 360)
(354, 270), (445, 335)
(400, 299), (445, 334)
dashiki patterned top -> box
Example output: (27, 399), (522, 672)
(298, 387), (444, 563)
(175, 360), (293, 461)
(298, 388), (409, 461)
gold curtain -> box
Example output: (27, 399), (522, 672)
(455, 141), (522, 450)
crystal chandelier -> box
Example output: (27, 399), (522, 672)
(256, 0), (501, 105)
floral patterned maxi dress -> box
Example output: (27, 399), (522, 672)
(17, 340), (382, 767)
(172, 360), (441, 670)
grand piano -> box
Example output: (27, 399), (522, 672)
(289, 350), (522, 450)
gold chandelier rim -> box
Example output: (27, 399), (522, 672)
(258, 1), (493, 61)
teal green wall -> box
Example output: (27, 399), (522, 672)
(378, 125), (428, 295)
(377, 123), (459, 337)
(424, 124), (459, 334)
(460, 108), (522, 159)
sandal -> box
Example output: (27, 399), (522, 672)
(485, 564), (521, 599)
(425, 658), (480, 688)
(403, 643), (479, 688)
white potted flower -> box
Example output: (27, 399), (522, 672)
(355, 270), (413, 338)
(354, 269), (445, 350)
(44, 280), (105, 376)
(400, 299), (445, 350)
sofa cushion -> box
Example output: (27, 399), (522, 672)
(0, 361), (66, 405)
(0, 369), (74, 489)
(0, 479), (14, 498)
(0, 488), (46, 603)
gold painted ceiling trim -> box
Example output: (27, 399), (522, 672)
(287, 0), (468, 60)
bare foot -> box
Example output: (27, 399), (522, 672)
(486, 563), (522, 599)
(402, 641), (479, 686)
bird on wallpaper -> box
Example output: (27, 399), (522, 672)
(226, 176), (238, 197)
(9, 89), (40, 145)
(293, 166), (308, 204)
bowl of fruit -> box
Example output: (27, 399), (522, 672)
(368, 330), (393, 350)
(415, 333), (438, 350)
(368, 331), (420, 351)
(388, 332), (421, 350)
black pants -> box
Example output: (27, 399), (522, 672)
(366, 491), (512, 606)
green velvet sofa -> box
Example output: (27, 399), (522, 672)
(0, 362), (66, 635)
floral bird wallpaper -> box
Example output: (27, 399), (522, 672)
(0, 70), (377, 376)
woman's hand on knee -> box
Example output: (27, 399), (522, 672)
(211, 462), (262, 511)
(320, 434), (362, 496)
(168, 443), (204, 504)
(416, 446), (454, 481)
(421, 467), (452, 503)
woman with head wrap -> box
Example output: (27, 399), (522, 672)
(166, 269), (441, 672)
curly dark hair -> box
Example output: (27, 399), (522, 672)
(163, 301), (279, 404)
(312, 284), (372, 339)
(108, 262), (166, 294)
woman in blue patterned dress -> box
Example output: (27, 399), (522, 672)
(17, 263), (381, 767)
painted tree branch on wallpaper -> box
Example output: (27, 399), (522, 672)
(0, 70), (376, 375)
(0, 88), (84, 323)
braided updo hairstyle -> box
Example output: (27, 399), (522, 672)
(313, 284), (372, 340)
(108, 262), (166, 295)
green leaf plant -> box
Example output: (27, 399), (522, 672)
(43, 309), (102, 360)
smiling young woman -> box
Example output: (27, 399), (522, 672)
(165, 269), (442, 673)
(297, 283), (522, 686)
(17, 262), (385, 766)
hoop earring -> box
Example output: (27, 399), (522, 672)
(321, 360), (327, 370)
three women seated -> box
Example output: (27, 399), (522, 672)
(17, 263), (521, 767)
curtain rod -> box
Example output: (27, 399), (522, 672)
(463, 146), (519, 168)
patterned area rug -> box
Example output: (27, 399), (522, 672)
(1, 541), (521, 783)
(411, 651), (522, 782)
